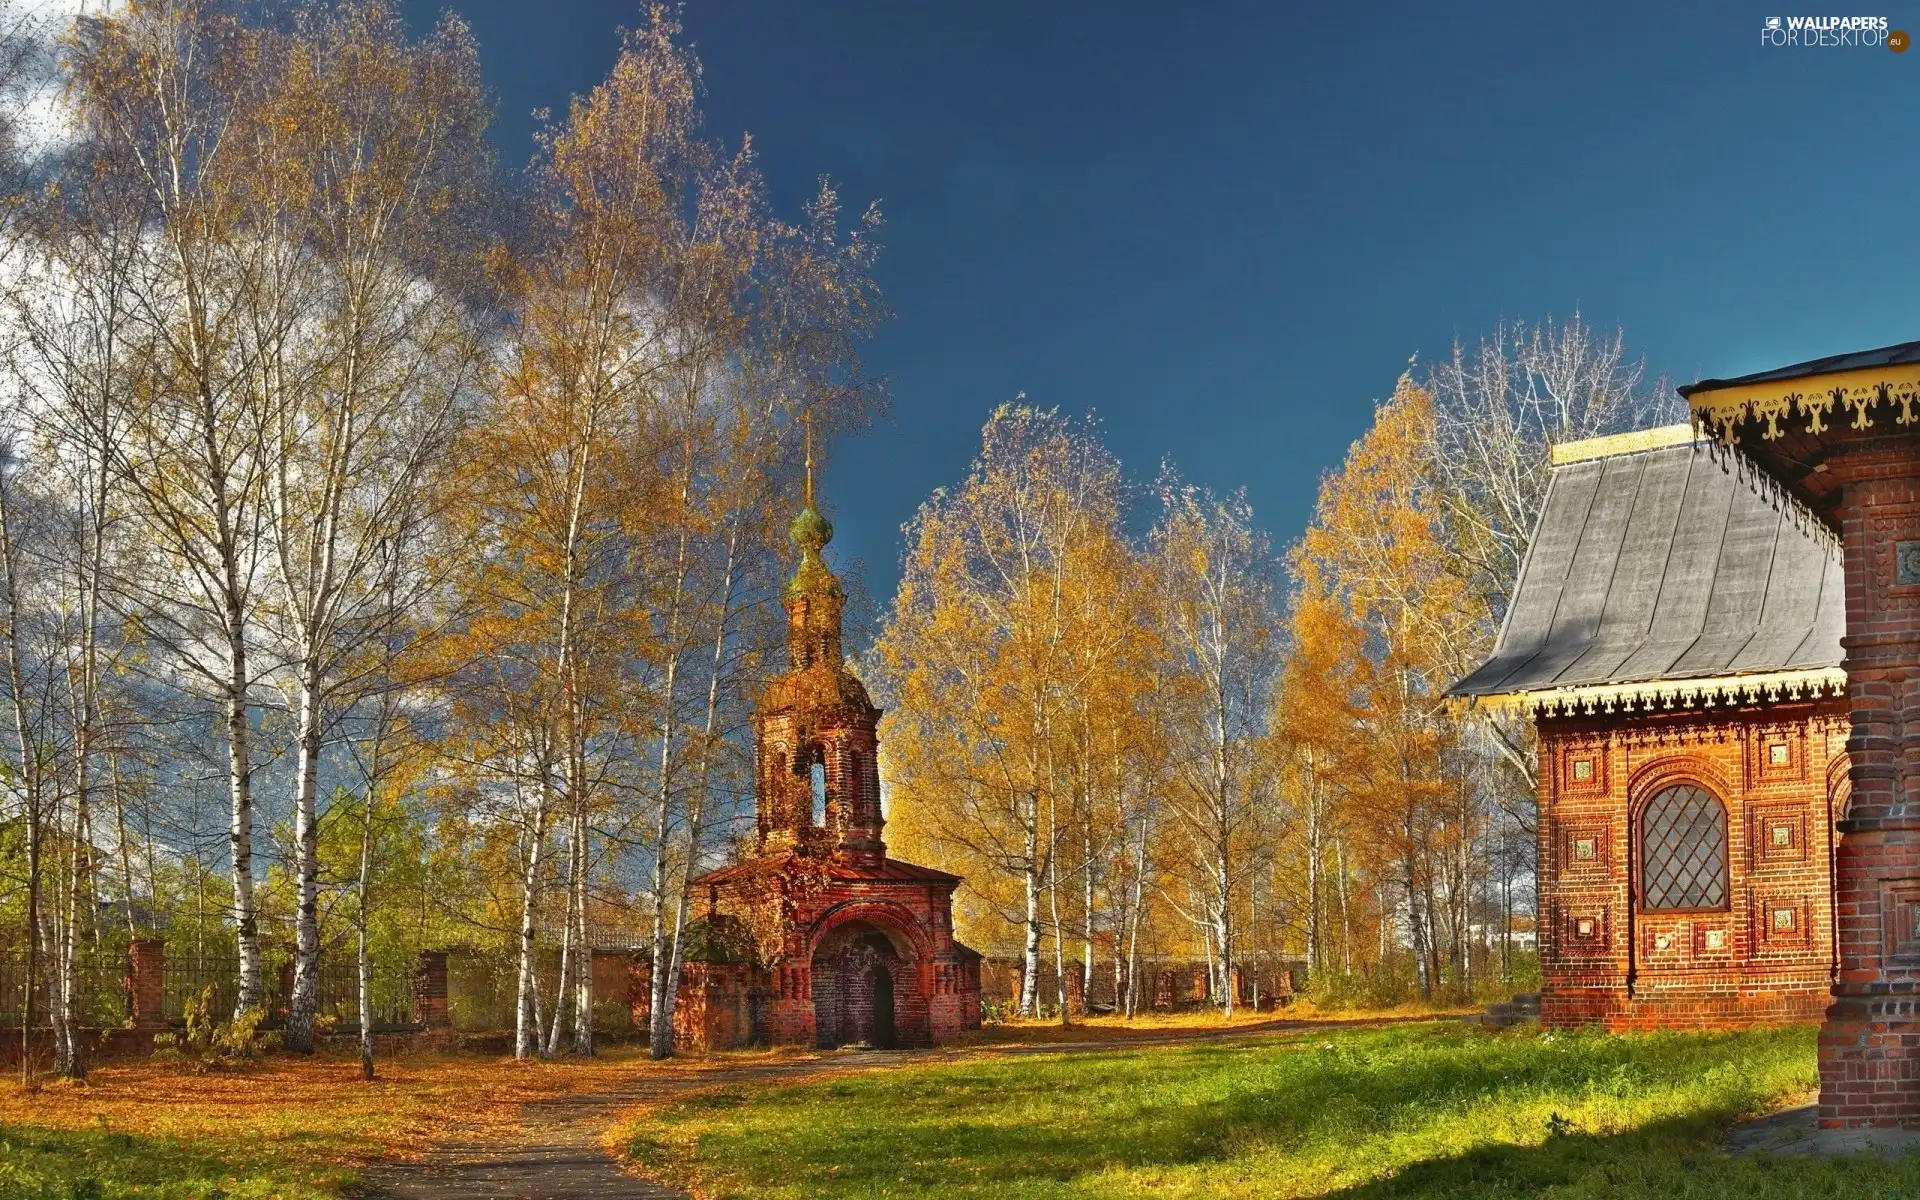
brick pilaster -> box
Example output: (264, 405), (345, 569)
(412, 950), (450, 1029)
(1821, 439), (1920, 1127)
(127, 938), (165, 1029)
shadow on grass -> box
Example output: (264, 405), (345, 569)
(0, 1122), (350, 1199)
(1319, 1113), (1920, 1200)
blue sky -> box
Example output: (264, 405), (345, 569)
(401, 0), (1920, 603)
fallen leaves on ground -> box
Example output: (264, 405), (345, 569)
(0, 1043), (804, 1169)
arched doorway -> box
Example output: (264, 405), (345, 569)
(810, 921), (907, 1049)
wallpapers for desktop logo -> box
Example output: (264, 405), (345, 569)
(1760, 15), (1906, 49)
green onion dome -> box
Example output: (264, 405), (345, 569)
(790, 501), (833, 552)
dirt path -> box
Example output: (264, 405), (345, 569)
(355, 1053), (896, 1200)
(355, 1016), (1434, 1199)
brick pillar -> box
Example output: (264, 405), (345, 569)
(128, 938), (165, 1029)
(1065, 969), (1085, 1016)
(1822, 443), (1920, 1127)
(1154, 970), (1176, 1009)
(412, 950), (450, 1029)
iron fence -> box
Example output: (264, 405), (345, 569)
(309, 958), (415, 1031)
(169, 954), (416, 1029)
(162, 953), (238, 1024)
(0, 950), (132, 1028)
(0, 950), (417, 1031)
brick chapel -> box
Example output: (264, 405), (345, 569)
(1456, 338), (1920, 1128)
(673, 455), (982, 1051)
(1452, 424), (1849, 1031)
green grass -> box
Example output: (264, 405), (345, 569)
(0, 1124), (348, 1199)
(626, 1021), (1920, 1198)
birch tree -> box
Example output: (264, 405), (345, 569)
(1148, 478), (1281, 1017)
(1273, 586), (1364, 984)
(440, 10), (703, 1058)
(0, 192), (149, 1082)
(0, 435), (61, 1079)
(248, 0), (489, 1056)
(879, 406), (1128, 1019)
(70, 1), (281, 1017)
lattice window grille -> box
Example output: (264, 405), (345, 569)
(1639, 785), (1728, 910)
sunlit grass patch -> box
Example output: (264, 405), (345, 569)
(625, 1021), (1920, 1198)
(955, 1002), (1476, 1047)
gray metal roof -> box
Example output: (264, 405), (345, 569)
(1448, 438), (1844, 699)
(1678, 338), (1920, 397)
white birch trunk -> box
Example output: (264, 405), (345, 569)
(514, 766), (551, 1061)
(571, 806), (593, 1056)
(285, 666), (324, 1052)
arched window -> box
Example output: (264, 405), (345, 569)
(1639, 784), (1728, 911)
(810, 752), (827, 828)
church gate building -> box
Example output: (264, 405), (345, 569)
(674, 462), (982, 1052)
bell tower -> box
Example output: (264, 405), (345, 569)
(753, 422), (886, 865)
(689, 419), (983, 1052)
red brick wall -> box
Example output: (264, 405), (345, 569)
(668, 964), (755, 1052)
(929, 954), (981, 1041)
(1536, 699), (1848, 1031)
(757, 708), (883, 859)
(691, 870), (979, 1051)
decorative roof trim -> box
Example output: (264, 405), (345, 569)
(1721, 439), (1842, 555)
(1686, 362), (1920, 444)
(1549, 423), (1701, 465)
(1459, 667), (1847, 718)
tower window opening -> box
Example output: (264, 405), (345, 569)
(810, 756), (827, 828)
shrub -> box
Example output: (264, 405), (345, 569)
(152, 986), (270, 1069)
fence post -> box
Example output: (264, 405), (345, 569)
(412, 950), (450, 1029)
(128, 939), (166, 1029)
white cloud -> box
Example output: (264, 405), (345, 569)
(6, 1), (124, 162)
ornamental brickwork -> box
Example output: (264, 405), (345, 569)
(1816, 435), (1920, 1126)
(1684, 345), (1920, 1127)
(1535, 702), (1849, 1030)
